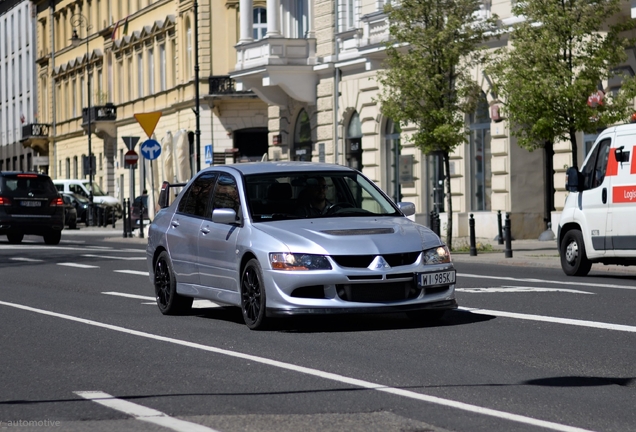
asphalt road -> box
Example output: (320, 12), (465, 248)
(0, 232), (634, 432)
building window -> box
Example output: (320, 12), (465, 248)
(118, 60), (124, 102)
(148, 47), (154, 94)
(293, 110), (312, 161)
(72, 78), (77, 117)
(171, 38), (177, 86)
(137, 51), (144, 98)
(469, 92), (491, 211)
(296, 0), (308, 37)
(253, 8), (267, 40)
(186, 19), (193, 79)
(384, 119), (401, 203)
(127, 56), (133, 99)
(345, 111), (362, 170)
(159, 43), (166, 91)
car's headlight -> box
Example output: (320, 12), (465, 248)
(269, 253), (332, 270)
(423, 245), (451, 264)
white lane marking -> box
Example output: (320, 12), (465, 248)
(0, 245), (144, 252)
(82, 254), (146, 260)
(459, 307), (636, 333)
(58, 263), (99, 269)
(457, 286), (594, 294)
(74, 391), (219, 432)
(85, 246), (114, 250)
(459, 273), (636, 291)
(0, 300), (594, 432)
(103, 292), (155, 301)
(114, 270), (150, 276)
(10, 257), (44, 262)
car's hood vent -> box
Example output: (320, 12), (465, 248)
(321, 228), (395, 236)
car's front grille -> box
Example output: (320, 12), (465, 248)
(336, 281), (421, 302)
(332, 252), (420, 268)
(290, 285), (326, 299)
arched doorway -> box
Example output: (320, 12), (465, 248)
(469, 92), (491, 211)
(345, 111), (362, 170)
(293, 110), (312, 161)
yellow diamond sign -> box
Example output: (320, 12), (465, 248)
(134, 111), (162, 138)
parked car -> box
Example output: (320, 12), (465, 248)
(62, 192), (116, 226)
(0, 171), (65, 244)
(147, 162), (457, 329)
(61, 194), (78, 229)
(62, 192), (90, 224)
(53, 179), (122, 219)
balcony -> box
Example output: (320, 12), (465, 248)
(208, 76), (254, 97)
(230, 38), (318, 106)
(20, 123), (51, 154)
(82, 103), (118, 140)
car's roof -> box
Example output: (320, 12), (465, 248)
(208, 162), (355, 176)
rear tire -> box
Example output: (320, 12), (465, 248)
(7, 233), (23, 244)
(560, 230), (592, 276)
(241, 259), (268, 330)
(154, 251), (193, 315)
(43, 230), (61, 245)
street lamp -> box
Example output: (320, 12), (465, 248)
(71, 14), (94, 226)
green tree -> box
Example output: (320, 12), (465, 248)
(487, 0), (636, 168)
(377, 0), (498, 249)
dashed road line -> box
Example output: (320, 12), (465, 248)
(103, 291), (221, 309)
(82, 254), (146, 260)
(57, 263), (99, 269)
(459, 273), (636, 291)
(457, 286), (594, 294)
(10, 257), (44, 262)
(114, 270), (149, 276)
(74, 391), (219, 432)
(0, 300), (597, 432)
(102, 292), (155, 301)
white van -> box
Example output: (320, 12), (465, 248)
(53, 179), (122, 217)
(559, 123), (636, 275)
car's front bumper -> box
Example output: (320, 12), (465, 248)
(267, 298), (458, 316)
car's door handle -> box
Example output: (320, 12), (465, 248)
(201, 226), (210, 235)
(171, 220), (180, 228)
(602, 188), (607, 204)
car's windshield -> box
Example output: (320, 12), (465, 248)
(245, 171), (400, 221)
(85, 182), (107, 196)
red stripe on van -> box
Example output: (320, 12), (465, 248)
(613, 185), (636, 203)
(606, 148), (619, 176)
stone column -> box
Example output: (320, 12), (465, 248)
(266, 0), (281, 37)
(239, 0), (254, 43)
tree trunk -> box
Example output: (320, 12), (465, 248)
(544, 141), (554, 230)
(569, 127), (579, 169)
(443, 151), (453, 249)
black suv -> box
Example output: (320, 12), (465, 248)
(0, 172), (65, 244)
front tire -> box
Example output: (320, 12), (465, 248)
(7, 232), (23, 244)
(241, 259), (267, 330)
(154, 251), (193, 315)
(560, 230), (592, 276)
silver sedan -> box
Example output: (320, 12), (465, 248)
(147, 162), (457, 329)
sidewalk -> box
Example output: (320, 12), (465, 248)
(451, 239), (636, 276)
(61, 224), (148, 244)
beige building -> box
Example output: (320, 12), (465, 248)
(29, 0), (636, 240)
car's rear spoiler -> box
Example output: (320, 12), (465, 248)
(158, 181), (187, 209)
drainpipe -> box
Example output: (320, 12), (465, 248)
(50, 0), (56, 178)
(333, 2), (340, 165)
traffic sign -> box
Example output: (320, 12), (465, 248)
(140, 139), (162, 160)
(124, 150), (139, 167)
(121, 136), (140, 151)
(134, 112), (162, 138)
(205, 145), (213, 165)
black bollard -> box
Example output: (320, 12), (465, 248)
(469, 213), (477, 256)
(497, 210), (504, 245)
(112, 206), (116, 228)
(122, 199), (128, 238)
(504, 213), (513, 258)
(127, 198), (133, 238)
(139, 203), (145, 239)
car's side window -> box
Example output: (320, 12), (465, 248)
(208, 174), (240, 218)
(177, 173), (217, 217)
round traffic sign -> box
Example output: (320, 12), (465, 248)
(124, 150), (139, 165)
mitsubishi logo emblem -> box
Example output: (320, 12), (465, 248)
(368, 256), (391, 270)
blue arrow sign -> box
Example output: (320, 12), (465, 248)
(140, 139), (162, 160)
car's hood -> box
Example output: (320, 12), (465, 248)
(252, 216), (441, 255)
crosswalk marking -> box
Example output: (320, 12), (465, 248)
(74, 391), (219, 432)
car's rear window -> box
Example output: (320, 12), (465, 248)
(0, 175), (58, 196)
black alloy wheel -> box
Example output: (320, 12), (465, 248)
(560, 230), (592, 276)
(154, 251), (193, 315)
(241, 259), (267, 330)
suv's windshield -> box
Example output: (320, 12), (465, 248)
(86, 182), (107, 196)
(245, 171), (399, 221)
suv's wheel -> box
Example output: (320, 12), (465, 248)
(241, 259), (267, 330)
(560, 230), (592, 276)
(43, 230), (61, 245)
(7, 233), (23, 244)
(154, 251), (193, 315)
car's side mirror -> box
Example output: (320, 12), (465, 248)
(398, 202), (416, 216)
(212, 208), (239, 224)
(565, 167), (581, 192)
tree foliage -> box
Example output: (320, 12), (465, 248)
(377, 0), (498, 247)
(487, 0), (636, 167)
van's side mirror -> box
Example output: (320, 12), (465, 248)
(565, 167), (581, 192)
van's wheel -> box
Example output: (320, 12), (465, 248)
(7, 233), (23, 244)
(43, 230), (61, 245)
(154, 251), (193, 315)
(560, 230), (592, 276)
(241, 259), (268, 330)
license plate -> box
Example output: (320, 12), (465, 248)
(418, 270), (456, 287)
(20, 201), (42, 207)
